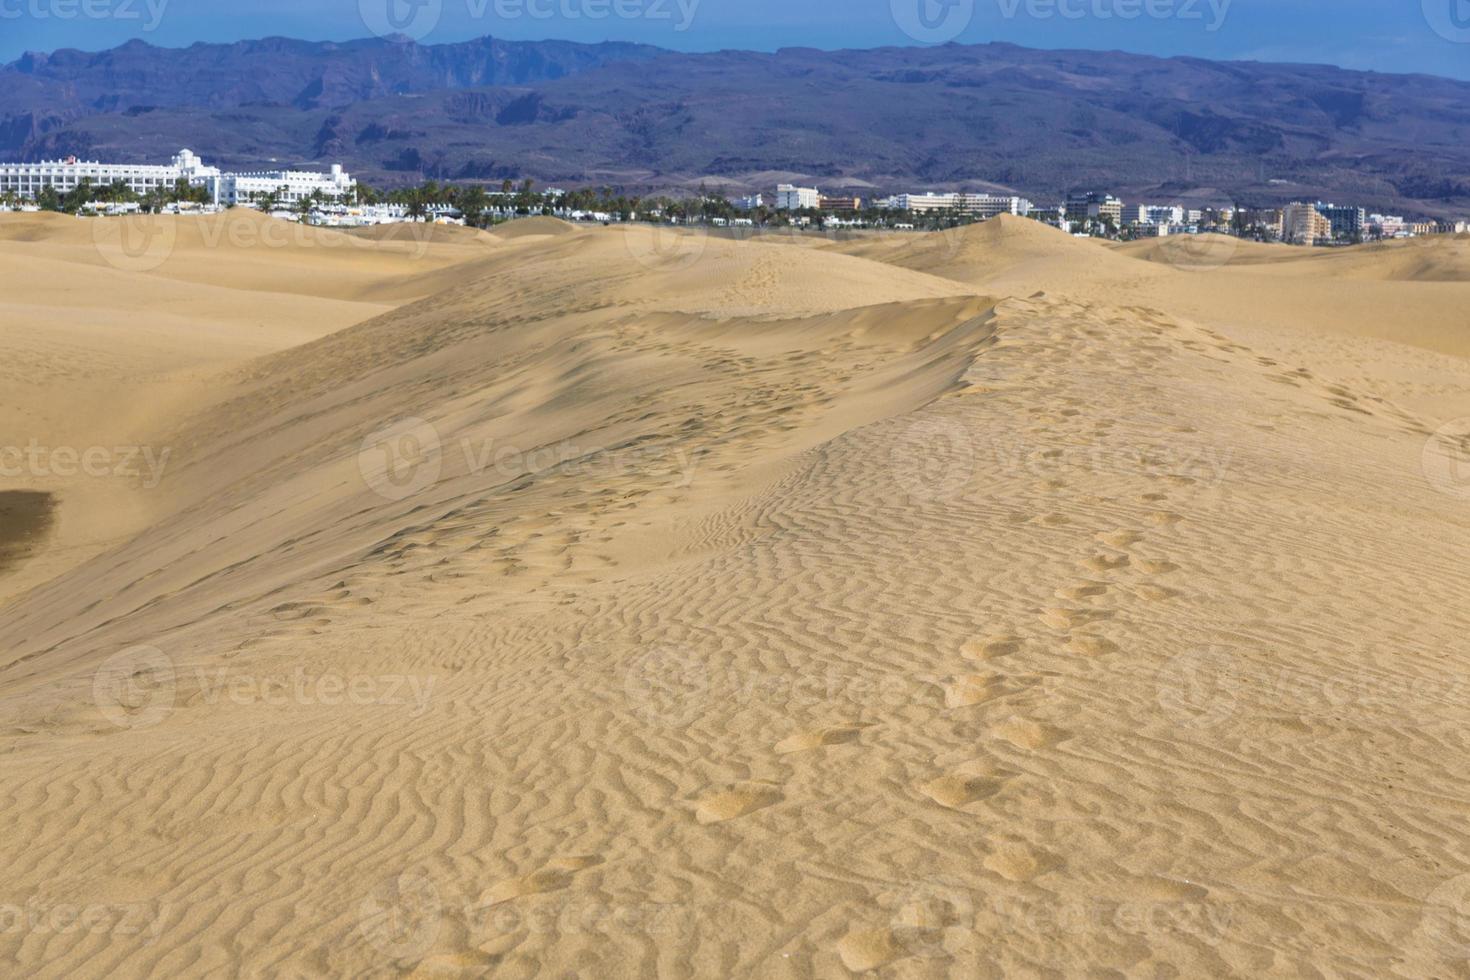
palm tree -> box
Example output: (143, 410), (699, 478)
(458, 186), (488, 228)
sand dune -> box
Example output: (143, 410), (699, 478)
(1, 213), (1469, 977)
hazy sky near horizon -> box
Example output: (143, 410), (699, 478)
(3, 0), (1470, 80)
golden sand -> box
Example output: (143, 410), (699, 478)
(1, 211), (1468, 976)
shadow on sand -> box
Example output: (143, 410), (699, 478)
(0, 491), (55, 576)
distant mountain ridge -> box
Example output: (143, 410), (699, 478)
(5, 35), (1470, 214)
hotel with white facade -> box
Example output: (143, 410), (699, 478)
(0, 149), (355, 206)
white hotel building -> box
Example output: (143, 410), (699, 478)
(0, 149), (355, 206)
(881, 193), (1033, 218)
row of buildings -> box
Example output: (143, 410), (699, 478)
(759, 185), (1467, 244)
(0, 149), (356, 207)
(764, 185), (1034, 219)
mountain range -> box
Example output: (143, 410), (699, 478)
(5, 35), (1470, 214)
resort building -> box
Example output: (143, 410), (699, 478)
(956, 194), (1033, 218)
(775, 185), (821, 210)
(0, 149), (219, 199)
(208, 164), (355, 207)
(0, 149), (354, 206)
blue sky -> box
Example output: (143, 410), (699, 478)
(4, 0), (1470, 81)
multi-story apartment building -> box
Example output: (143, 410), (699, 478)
(818, 194), (864, 212)
(1124, 204), (1185, 227)
(775, 185), (821, 210)
(1283, 202), (1333, 244)
(1314, 203), (1366, 240)
(1066, 191), (1123, 227)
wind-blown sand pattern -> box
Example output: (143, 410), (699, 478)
(1, 211), (1469, 977)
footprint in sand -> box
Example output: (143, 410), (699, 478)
(917, 771), (1010, 810)
(983, 842), (1059, 882)
(1135, 558), (1179, 576)
(961, 635), (1022, 661)
(836, 928), (904, 972)
(1096, 530), (1145, 549)
(939, 674), (999, 708)
(1054, 582), (1108, 601)
(693, 784), (783, 824)
(1131, 584), (1182, 602)
(775, 726), (865, 754)
(1039, 607), (1112, 631)
(1080, 554), (1130, 572)
(408, 939), (520, 980)
(1065, 634), (1118, 657)
(991, 718), (1069, 751)
(477, 855), (603, 907)
(1147, 511), (1184, 526)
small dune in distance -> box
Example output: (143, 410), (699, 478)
(2, 208), (1469, 977)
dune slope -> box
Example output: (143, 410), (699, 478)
(1, 218), (1469, 978)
